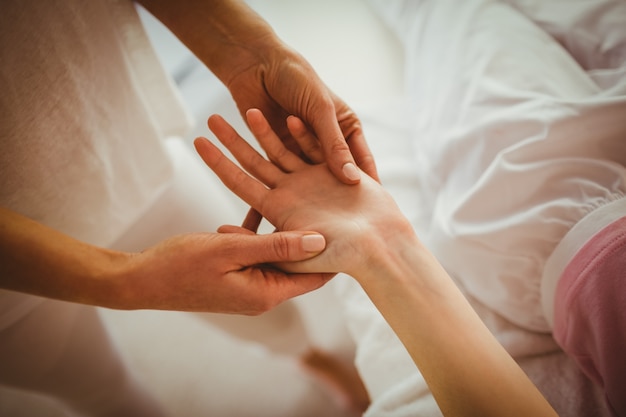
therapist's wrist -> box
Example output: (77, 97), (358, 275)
(209, 32), (286, 87)
(70, 247), (136, 310)
(195, 1), (284, 84)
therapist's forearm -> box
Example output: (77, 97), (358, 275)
(0, 206), (128, 306)
(356, 231), (558, 417)
(137, 0), (283, 85)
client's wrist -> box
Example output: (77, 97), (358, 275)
(350, 219), (421, 282)
(353, 221), (451, 306)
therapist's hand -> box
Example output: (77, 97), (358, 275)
(225, 44), (379, 184)
(0, 206), (329, 314)
(123, 231), (331, 314)
(138, 0), (378, 184)
(120, 232), (331, 315)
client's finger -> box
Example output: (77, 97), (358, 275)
(207, 114), (281, 187)
(217, 225), (255, 235)
(247, 109), (307, 172)
(287, 115), (325, 164)
(242, 208), (263, 232)
(194, 137), (267, 210)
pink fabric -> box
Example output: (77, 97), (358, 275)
(554, 216), (626, 417)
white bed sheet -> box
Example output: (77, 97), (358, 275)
(337, 1), (626, 416)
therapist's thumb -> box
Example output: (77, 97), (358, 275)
(245, 232), (326, 264)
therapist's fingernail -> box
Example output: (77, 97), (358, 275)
(342, 162), (361, 182)
(302, 234), (326, 253)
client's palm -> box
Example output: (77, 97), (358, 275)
(194, 109), (403, 276)
(261, 163), (386, 274)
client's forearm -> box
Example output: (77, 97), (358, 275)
(356, 231), (558, 417)
(0, 207), (128, 307)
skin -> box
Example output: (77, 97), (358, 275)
(194, 109), (559, 416)
(0, 206), (331, 313)
(138, 0), (379, 183)
(1, 0), (375, 313)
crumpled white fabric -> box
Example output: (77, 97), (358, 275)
(336, 0), (626, 415)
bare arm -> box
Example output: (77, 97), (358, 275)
(0, 206), (125, 305)
(137, 0), (274, 83)
(194, 110), (558, 416)
(0, 206), (330, 313)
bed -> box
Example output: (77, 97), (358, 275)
(140, 0), (626, 415)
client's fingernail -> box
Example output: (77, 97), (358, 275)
(302, 234), (326, 253)
(342, 162), (361, 182)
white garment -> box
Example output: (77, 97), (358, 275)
(0, 1), (191, 414)
(0, 0), (191, 328)
(0, 0), (190, 248)
(339, 0), (625, 415)
(0, 298), (169, 417)
(0, 3), (319, 414)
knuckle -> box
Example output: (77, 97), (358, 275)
(271, 234), (293, 260)
(329, 138), (350, 155)
(317, 96), (335, 113)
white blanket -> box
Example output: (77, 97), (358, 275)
(337, 1), (626, 416)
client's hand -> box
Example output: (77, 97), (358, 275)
(194, 110), (560, 417)
(194, 109), (412, 278)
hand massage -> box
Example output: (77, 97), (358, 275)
(1, 0), (624, 416)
